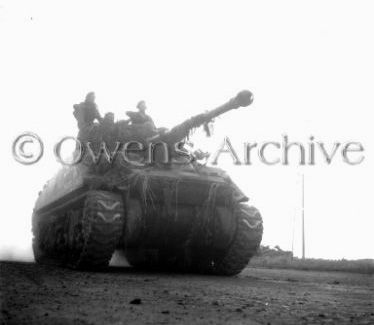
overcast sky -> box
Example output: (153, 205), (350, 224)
(0, 0), (373, 260)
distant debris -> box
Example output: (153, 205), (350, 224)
(257, 245), (293, 259)
(129, 298), (142, 305)
(252, 245), (374, 274)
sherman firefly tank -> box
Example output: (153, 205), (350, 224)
(32, 90), (263, 275)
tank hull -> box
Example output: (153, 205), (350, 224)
(33, 164), (263, 274)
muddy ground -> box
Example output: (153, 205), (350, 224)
(0, 261), (373, 325)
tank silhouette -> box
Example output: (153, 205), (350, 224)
(32, 91), (263, 275)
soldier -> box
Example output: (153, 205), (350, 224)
(102, 112), (115, 126)
(73, 92), (103, 130)
(126, 100), (156, 130)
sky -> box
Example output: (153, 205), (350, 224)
(0, 0), (373, 260)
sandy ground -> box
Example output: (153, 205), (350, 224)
(1, 261), (373, 325)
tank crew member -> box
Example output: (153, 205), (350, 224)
(73, 92), (103, 129)
(103, 112), (115, 126)
(126, 100), (156, 130)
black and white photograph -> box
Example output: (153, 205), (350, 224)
(0, 1), (373, 324)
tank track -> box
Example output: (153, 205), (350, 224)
(125, 203), (263, 276)
(183, 203), (263, 275)
(33, 190), (125, 269)
(208, 204), (263, 275)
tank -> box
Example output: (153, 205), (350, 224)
(32, 90), (263, 275)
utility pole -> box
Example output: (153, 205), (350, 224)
(301, 173), (305, 259)
(291, 208), (296, 260)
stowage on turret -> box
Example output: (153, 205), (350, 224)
(32, 90), (263, 275)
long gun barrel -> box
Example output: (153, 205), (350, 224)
(148, 90), (254, 143)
